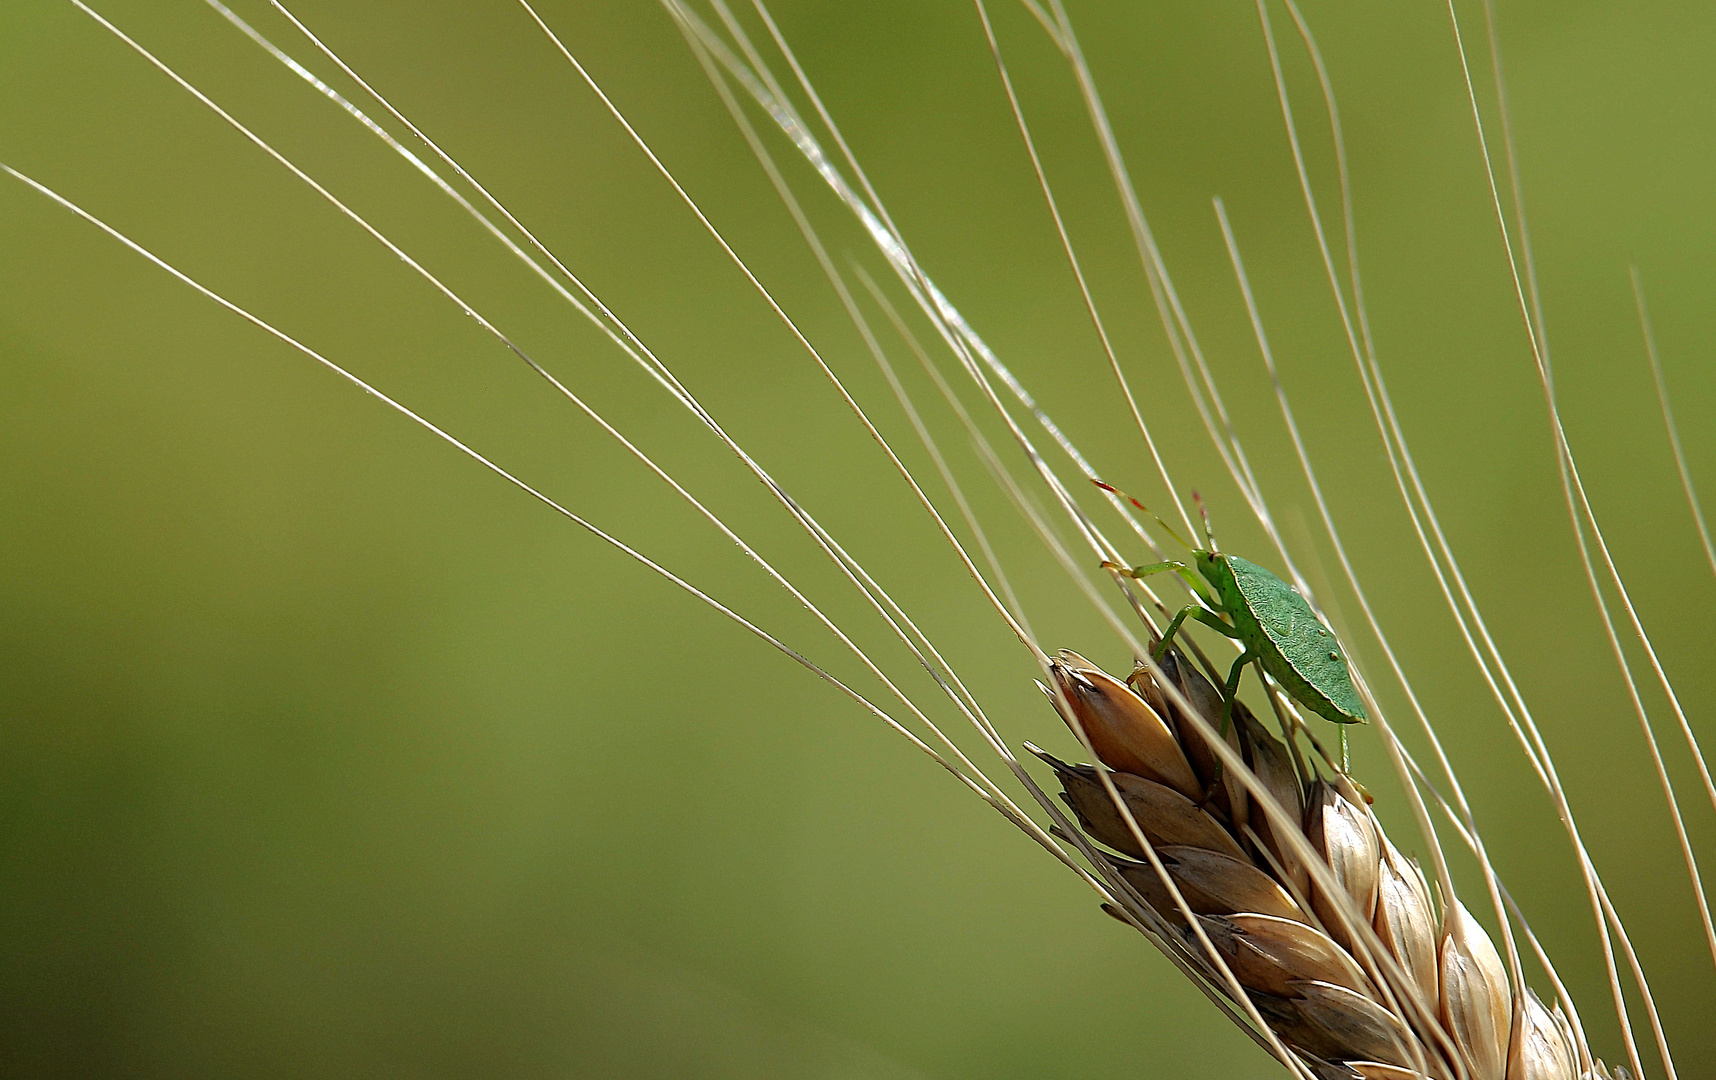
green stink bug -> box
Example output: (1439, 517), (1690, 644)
(1095, 484), (1366, 769)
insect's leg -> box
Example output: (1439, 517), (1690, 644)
(1193, 647), (1255, 805)
(1151, 605), (1201, 661)
(1189, 607), (1242, 638)
(1151, 602), (1243, 661)
(1101, 558), (1209, 601)
(1219, 649), (1257, 740)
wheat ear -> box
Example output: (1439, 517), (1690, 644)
(1035, 650), (1626, 1080)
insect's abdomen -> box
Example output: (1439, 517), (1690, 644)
(1227, 557), (1366, 725)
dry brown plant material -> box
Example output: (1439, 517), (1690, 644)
(1038, 650), (1630, 1080)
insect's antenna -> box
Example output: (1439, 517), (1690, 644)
(1191, 491), (1218, 552)
(1093, 480), (1195, 552)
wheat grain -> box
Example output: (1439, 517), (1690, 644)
(1041, 649), (1630, 1080)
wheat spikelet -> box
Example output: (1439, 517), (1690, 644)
(1035, 650), (1630, 1080)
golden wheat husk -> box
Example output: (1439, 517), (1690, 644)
(1035, 650), (1629, 1080)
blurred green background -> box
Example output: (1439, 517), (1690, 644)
(3, 1), (1714, 1076)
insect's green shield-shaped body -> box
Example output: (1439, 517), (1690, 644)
(1198, 553), (1367, 726)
